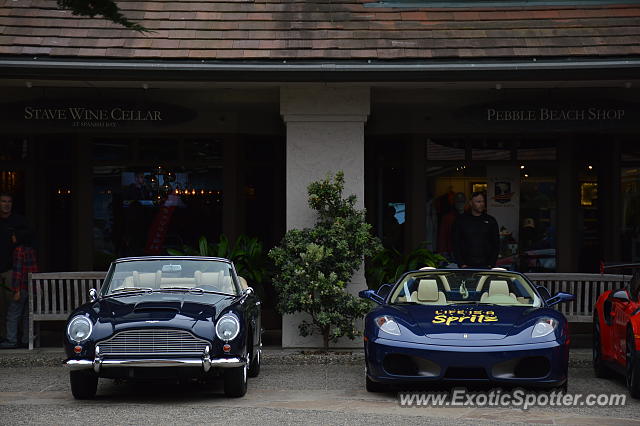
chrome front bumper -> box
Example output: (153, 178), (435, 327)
(65, 346), (245, 373)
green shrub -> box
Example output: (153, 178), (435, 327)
(269, 171), (382, 348)
(366, 245), (447, 290)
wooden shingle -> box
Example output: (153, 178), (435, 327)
(0, 0), (638, 60)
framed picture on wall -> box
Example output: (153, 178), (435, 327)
(472, 183), (487, 194)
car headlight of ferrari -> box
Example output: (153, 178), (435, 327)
(532, 318), (558, 339)
(375, 315), (401, 336)
(216, 314), (240, 341)
(67, 316), (93, 343)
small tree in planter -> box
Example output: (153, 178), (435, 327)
(269, 172), (382, 349)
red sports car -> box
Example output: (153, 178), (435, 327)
(593, 268), (640, 397)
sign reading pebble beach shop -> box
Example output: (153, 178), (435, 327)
(458, 100), (638, 131)
(3, 100), (196, 128)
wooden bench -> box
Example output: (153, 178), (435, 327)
(28, 272), (105, 350)
(526, 273), (630, 322)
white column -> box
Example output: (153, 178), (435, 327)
(280, 85), (370, 347)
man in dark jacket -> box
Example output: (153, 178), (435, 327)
(453, 191), (499, 268)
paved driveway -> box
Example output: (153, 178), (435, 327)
(1, 362), (639, 425)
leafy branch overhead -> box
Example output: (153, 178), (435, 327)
(57, 0), (148, 32)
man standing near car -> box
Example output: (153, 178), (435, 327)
(453, 191), (499, 269)
(0, 193), (28, 342)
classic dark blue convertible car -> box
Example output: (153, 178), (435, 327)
(64, 256), (261, 399)
(359, 268), (574, 392)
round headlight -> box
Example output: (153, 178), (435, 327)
(67, 316), (93, 343)
(216, 314), (240, 341)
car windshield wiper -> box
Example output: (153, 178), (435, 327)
(156, 287), (204, 294)
(107, 287), (153, 296)
(155, 287), (235, 297)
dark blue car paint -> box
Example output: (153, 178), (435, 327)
(64, 290), (260, 369)
(362, 269), (571, 388)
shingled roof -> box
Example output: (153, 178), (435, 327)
(1, 0), (640, 61)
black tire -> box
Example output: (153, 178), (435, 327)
(365, 365), (387, 393)
(248, 346), (261, 378)
(626, 327), (640, 399)
(224, 363), (248, 397)
(70, 370), (98, 400)
(593, 313), (608, 378)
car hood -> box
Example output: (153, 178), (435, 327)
(91, 292), (236, 331)
(389, 304), (548, 342)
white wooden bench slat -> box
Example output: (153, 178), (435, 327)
(66, 278), (72, 317)
(28, 272), (105, 350)
(526, 273), (630, 323)
(73, 279), (80, 310)
(51, 279), (58, 315)
(584, 281), (590, 318)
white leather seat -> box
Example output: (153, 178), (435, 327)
(194, 271), (236, 293)
(416, 279), (447, 304)
(439, 275), (451, 291)
(481, 280), (518, 303)
(195, 271), (221, 288)
(132, 271), (161, 288)
(221, 276), (235, 293)
(476, 275), (489, 291)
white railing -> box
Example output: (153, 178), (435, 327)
(526, 273), (630, 322)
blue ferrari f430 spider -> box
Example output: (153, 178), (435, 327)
(359, 268), (575, 392)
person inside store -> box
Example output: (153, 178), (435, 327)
(0, 226), (37, 349)
(124, 171), (151, 202)
(452, 191), (499, 269)
(0, 192), (28, 343)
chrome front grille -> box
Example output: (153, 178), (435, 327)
(98, 329), (209, 356)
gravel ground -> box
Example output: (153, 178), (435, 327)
(0, 359), (638, 425)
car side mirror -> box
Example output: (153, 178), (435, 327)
(376, 283), (393, 300)
(613, 289), (630, 303)
(89, 288), (98, 302)
(359, 289), (384, 305)
(536, 286), (552, 301)
(546, 291), (576, 307)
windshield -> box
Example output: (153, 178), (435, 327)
(101, 259), (239, 296)
(389, 270), (541, 307)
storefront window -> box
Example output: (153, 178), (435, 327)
(372, 139), (405, 250)
(471, 138), (512, 161)
(517, 167), (557, 272)
(0, 138), (30, 161)
(424, 149), (557, 271)
(47, 167), (73, 271)
(92, 139), (223, 269)
(93, 139), (130, 162)
(516, 140), (556, 160)
(426, 165), (486, 261)
(138, 138), (179, 162)
(184, 138), (223, 162)
(622, 168), (640, 262)
(427, 138), (465, 161)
